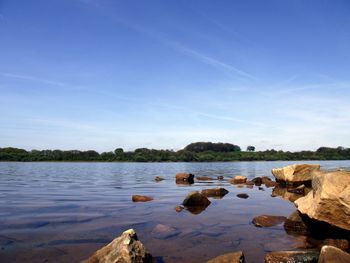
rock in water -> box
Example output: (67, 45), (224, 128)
(206, 251), (245, 263)
(283, 210), (310, 235)
(154, 176), (164, 182)
(264, 250), (319, 263)
(318, 245), (350, 263)
(132, 195), (153, 202)
(201, 188), (229, 198)
(196, 176), (214, 181)
(236, 193), (249, 199)
(83, 229), (152, 263)
(252, 215), (286, 227)
(294, 170), (350, 231)
(182, 191), (211, 207)
(151, 224), (180, 239)
(271, 164), (320, 186)
(230, 176), (247, 184)
(252, 177), (263, 186)
(175, 173), (194, 184)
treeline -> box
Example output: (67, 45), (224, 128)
(0, 142), (349, 162)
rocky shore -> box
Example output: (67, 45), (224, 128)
(84, 164), (350, 262)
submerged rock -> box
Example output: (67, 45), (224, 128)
(154, 176), (164, 182)
(318, 245), (350, 263)
(201, 188), (229, 198)
(236, 193), (249, 199)
(151, 224), (180, 239)
(175, 173), (194, 184)
(295, 170), (350, 231)
(207, 251), (245, 263)
(271, 164), (320, 186)
(264, 250), (319, 263)
(252, 215), (286, 227)
(230, 176), (247, 184)
(283, 210), (310, 235)
(132, 195), (153, 202)
(182, 191), (211, 208)
(196, 176), (214, 181)
(83, 229), (152, 263)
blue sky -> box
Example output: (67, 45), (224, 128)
(1, 0), (350, 152)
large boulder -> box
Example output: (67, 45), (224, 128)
(207, 251), (245, 263)
(176, 173), (194, 184)
(294, 170), (350, 231)
(272, 164), (320, 186)
(264, 251), (319, 263)
(83, 229), (152, 263)
(318, 245), (350, 263)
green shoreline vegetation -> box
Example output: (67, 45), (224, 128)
(0, 142), (349, 162)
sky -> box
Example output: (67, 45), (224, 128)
(1, 0), (350, 152)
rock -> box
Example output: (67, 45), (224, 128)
(132, 195), (153, 202)
(271, 164), (320, 186)
(283, 210), (310, 235)
(154, 176), (164, 182)
(272, 187), (303, 202)
(287, 184), (305, 195)
(175, 205), (184, 212)
(261, 177), (278, 187)
(182, 191), (211, 208)
(252, 177), (262, 186)
(252, 215), (286, 227)
(196, 176), (214, 181)
(294, 170), (350, 231)
(323, 239), (349, 251)
(151, 224), (180, 239)
(246, 181), (255, 186)
(176, 173), (194, 184)
(207, 251), (245, 263)
(217, 176), (224, 180)
(83, 229), (152, 263)
(258, 187), (265, 191)
(201, 188), (229, 198)
(230, 176), (247, 184)
(318, 245), (350, 263)
(264, 250), (319, 263)
(236, 193), (249, 199)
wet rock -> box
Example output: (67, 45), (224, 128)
(132, 195), (153, 202)
(230, 176), (247, 184)
(175, 205), (184, 213)
(154, 176), (164, 182)
(217, 176), (224, 180)
(236, 193), (249, 199)
(295, 170), (350, 231)
(83, 229), (152, 263)
(323, 239), (349, 251)
(182, 191), (211, 208)
(287, 184), (305, 195)
(252, 215), (286, 227)
(272, 187), (303, 202)
(318, 245), (350, 263)
(264, 250), (319, 263)
(196, 176), (214, 181)
(207, 251), (245, 263)
(201, 188), (229, 198)
(175, 173), (194, 184)
(283, 210), (310, 235)
(246, 181), (255, 186)
(271, 164), (320, 186)
(252, 177), (263, 186)
(151, 224), (180, 239)
(258, 187), (265, 191)
(261, 177), (278, 187)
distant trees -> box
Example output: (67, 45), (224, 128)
(246, 146), (255, 152)
(0, 144), (349, 162)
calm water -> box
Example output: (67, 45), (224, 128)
(1, 161), (349, 263)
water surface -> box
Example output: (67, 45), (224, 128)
(0, 161), (349, 262)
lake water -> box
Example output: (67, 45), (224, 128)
(1, 161), (349, 263)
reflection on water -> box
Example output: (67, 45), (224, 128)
(0, 161), (349, 263)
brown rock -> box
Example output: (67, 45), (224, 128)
(287, 184), (305, 195)
(175, 173), (194, 184)
(175, 205), (184, 212)
(230, 176), (247, 184)
(132, 195), (153, 202)
(295, 170), (350, 231)
(154, 176), (164, 182)
(83, 229), (152, 263)
(323, 239), (349, 251)
(283, 210), (309, 235)
(196, 176), (214, 181)
(201, 188), (229, 198)
(252, 177), (263, 186)
(271, 164), (320, 186)
(252, 215), (286, 227)
(318, 245), (350, 263)
(246, 181), (254, 186)
(217, 176), (224, 180)
(264, 250), (319, 263)
(261, 176), (278, 187)
(236, 193), (249, 199)
(207, 251), (245, 263)
(272, 187), (303, 202)
(182, 191), (211, 207)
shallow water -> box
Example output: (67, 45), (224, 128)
(0, 161), (349, 263)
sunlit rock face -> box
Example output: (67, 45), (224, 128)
(271, 164), (320, 186)
(295, 170), (350, 231)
